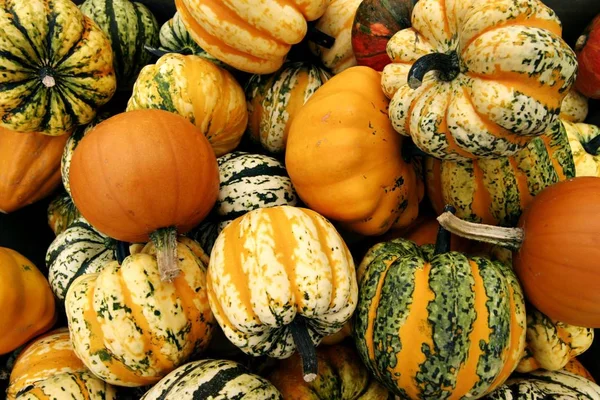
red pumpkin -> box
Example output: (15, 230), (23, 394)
(575, 14), (600, 98)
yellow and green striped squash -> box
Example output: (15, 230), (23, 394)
(7, 328), (116, 400)
(0, 0), (117, 135)
(380, 0), (578, 161)
(127, 53), (247, 157)
(79, 0), (159, 90)
(159, 12), (203, 55)
(246, 62), (330, 154)
(563, 121), (600, 178)
(207, 206), (358, 359)
(354, 238), (527, 399)
(47, 190), (81, 236)
(65, 237), (215, 387)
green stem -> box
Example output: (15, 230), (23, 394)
(289, 316), (318, 382)
(583, 134), (600, 156)
(150, 227), (179, 282)
(434, 205), (456, 255)
(408, 52), (460, 90)
(116, 241), (130, 264)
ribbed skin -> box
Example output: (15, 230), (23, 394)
(47, 191), (81, 236)
(563, 121), (600, 177)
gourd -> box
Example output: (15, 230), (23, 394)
(575, 13), (600, 99)
(559, 90), (589, 122)
(140, 359), (283, 399)
(380, 0), (578, 160)
(0, 128), (69, 213)
(0, 248), (56, 355)
(354, 217), (527, 399)
(79, 0), (160, 89)
(563, 358), (596, 382)
(246, 62), (330, 154)
(563, 121), (600, 177)
(127, 53), (247, 157)
(0, 0), (116, 135)
(47, 191), (81, 236)
(65, 237), (215, 386)
(286, 66), (424, 236)
(6, 328), (116, 400)
(174, 0), (330, 74)
(437, 176), (600, 327)
(207, 206), (357, 382)
(69, 109), (219, 281)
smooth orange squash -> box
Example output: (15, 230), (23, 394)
(0, 128), (70, 213)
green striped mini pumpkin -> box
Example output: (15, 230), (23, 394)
(141, 359), (282, 399)
(80, 0), (159, 89)
(47, 191), (81, 236)
(159, 12), (203, 55)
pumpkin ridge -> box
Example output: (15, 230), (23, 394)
(52, 16), (88, 70)
(6, 4), (43, 64)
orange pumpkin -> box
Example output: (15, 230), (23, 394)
(285, 66), (424, 236)
(0, 128), (70, 213)
(69, 109), (219, 281)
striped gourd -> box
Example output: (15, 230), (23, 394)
(517, 306), (594, 373)
(127, 53), (247, 157)
(47, 191), (81, 236)
(7, 328), (116, 400)
(246, 62), (330, 154)
(425, 120), (575, 226)
(208, 206), (358, 359)
(354, 238), (527, 399)
(46, 218), (116, 301)
(563, 121), (600, 177)
(65, 237), (214, 386)
(381, 0), (578, 161)
(0, 0), (116, 135)
(80, 0), (159, 89)
(141, 359), (283, 399)
(484, 370), (600, 399)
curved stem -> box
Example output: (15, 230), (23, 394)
(434, 205), (456, 255)
(307, 26), (335, 49)
(289, 316), (318, 382)
(150, 227), (179, 282)
(436, 211), (524, 251)
(116, 241), (130, 264)
(408, 52), (460, 90)
(583, 134), (600, 155)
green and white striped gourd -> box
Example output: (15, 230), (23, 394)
(79, 0), (159, 89)
(141, 359), (282, 399)
(47, 191), (81, 236)
(246, 62), (330, 154)
(159, 12), (203, 55)
(46, 218), (116, 301)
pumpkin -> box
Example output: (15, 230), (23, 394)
(141, 359), (283, 400)
(286, 66), (424, 236)
(0, 248), (56, 355)
(351, 0), (415, 71)
(47, 191), (81, 236)
(69, 109), (219, 281)
(80, 0), (160, 89)
(425, 120), (575, 227)
(267, 344), (391, 399)
(563, 120), (600, 177)
(246, 62), (330, 154)
(380, 0), (578, 161)
(309, 0), (362, 74)
(7, 328), (116, 400)
(208, 206), (357, 381)
(483, 369), (600, 399)
(516, 306), (594, 373)
(563, 358), (596, 382)
(354, 222), (527, 399)
(437, 176), (600, 327)
(174, 0), (329, 74)
(575, 13), (600, 99)
(559, 90), (589, 123)
(0, 0), (117, 135)
(0, 127), (70, 213)
(127, 53), (247, 157)
(65, 237), (215, 387)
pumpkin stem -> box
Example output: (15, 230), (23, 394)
(583, 134), (600, 155)
(41, 74), (56, 88)
(408, 51), (460, 90)
(307, 25), (335, 49)
(289, 316), (318, 383)
(150, 227), (179, 282)
(116, 241), (130, 264)
(434, 205), (456, 254)
(437, 210), (524, 251)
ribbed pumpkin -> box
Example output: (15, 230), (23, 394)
(0, 248), (56, 355)
(0, 0), (116, 135)
(208, 206), (357, 380)
(575, 13), (600, 99)
(309, 0), (362, 74)
(286, 66), (424, 236)
(354, 231), (527, 399)
(79, 0), (160, 89)
(141, 359), (283, 400)
(380, 0), (578, 161)
(246, 62), (330, 154)
(0, 128), (70, 213)
(7, 328), (117, 400)
(159, 12), (204, 54)
(47, 191), (81, 236)
(65, 237), (215, 387)
(127, 53), (247, 157)
(174, 0), (329, 74)
(425, 120), (575, 226)
(517, 306), (594, 373)
(268, 344), (391, 399)
(563, 120), (600, 177)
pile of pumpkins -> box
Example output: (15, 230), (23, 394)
(2, 0), (600, 399)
